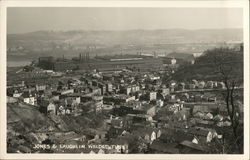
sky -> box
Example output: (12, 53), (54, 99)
(7, 7), (243, 34)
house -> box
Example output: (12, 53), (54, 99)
(159, 129), (193, 144)
(92, 95), (104, 112)
(174, 109), (190, 121)
(124, 100), (142, 110)
(103, 95), (135, 105)
(149, 92), (157, 101)
(204, 113), (213, 120)
(102, 104), (114, 111)
(171, 58), (177, 65)
(156, 99), (164, 107)
(89, 87), (101, 95)
(205, 81), (214, 89)
(57, 102), (66, 115)
(194, 94), (203, 102)
(145, 105), (157, 117)
(59, 89), (74, 95)
(192, 105), (213, 119)
(47, 102), (57, 115)
(178, 82), (186, 91)
(98, 82), (106, 95)
(103, 74), (114, 81)
(193, 118), (214, 128)
(202, 93), (217, 102)
(187, 84), (196, 90)
(149, 140), (179, 153)
(198, 81), (205, 89)
(131, 84), (140, 93)
(132, 127), (161, 144)
(7, 96), (18, 103)
(81, 96), (92, 103)
(134, 91), (143, 100)
(108, 126), (125, 139)
(188, 127), (217, 144)
(57, 80), (69, 90)
(22, 91), (36, 105)
(92, 80), (98, 87)
(213, 114), (224, 122)
(68, 93), (81, 104)
(108, 136), (130, 153)
(35, 84), (46, 91)
(126, 114), (147, 124)
(7, 88), (23, 98)
(180, 93), (189, 102)
(160, 87), (170, 96)
(216, 119), (232, 127)
(111, 119), (124, 128)
(217, 82), (226, 89)
(85, 78), (93, 86)
(39, 100), (57, 115)
(178, 140), (210, 154)
(121, 85), (132, 95)
(191, 80), (198, 87)
(106, 83), (113, 92)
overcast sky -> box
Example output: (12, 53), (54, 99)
(7, 7), (243, 34)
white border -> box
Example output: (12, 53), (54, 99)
(0, 0), (249, 160)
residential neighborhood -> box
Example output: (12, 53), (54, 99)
(7, 46), (244, 154)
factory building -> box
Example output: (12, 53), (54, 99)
(38, 54), (164, 72)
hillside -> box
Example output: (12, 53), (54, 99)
(7, 103), (68, 134)
(171, 47), (243, 82)
(7, 102), (104, 153)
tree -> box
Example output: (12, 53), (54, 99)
(172, 46), (244, 153)
(196, 47), (243, 153)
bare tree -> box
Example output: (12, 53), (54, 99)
(202, 47), (243, 153)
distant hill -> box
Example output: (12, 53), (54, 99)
(8, 28), (243, 47)
(7, 28), (243, 63)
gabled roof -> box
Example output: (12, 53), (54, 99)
(150, 140), (179, 153)
(132, 127), (160, 137)
(193, 105), (212, 114)
(22, 91), (36, 98)
(110, 134), (136, 145)
(111, 119), (123, 127)
(160, 129), (193, 143)
(179, 140), (210, 152)
(188, 127), (210, 137)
